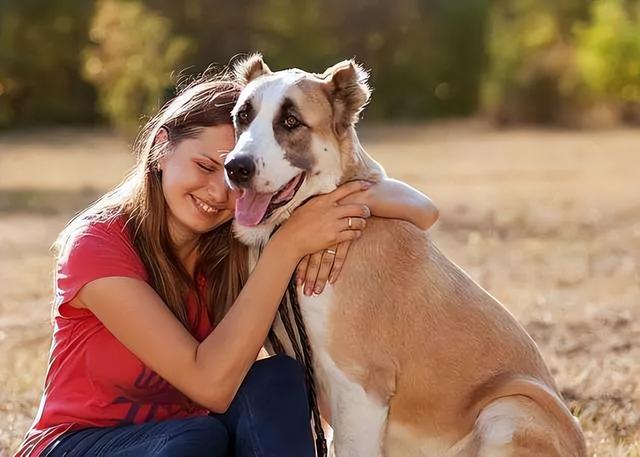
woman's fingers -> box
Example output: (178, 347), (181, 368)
(280, 182), (372, 260)
(303, 251), (324, 296)
(341, 216), (367, 231)
(336, 229), (363, 243)
(312, 247), (337, 295)
(334, 203), (371, 219)
(329, 240), (351, 284)
(296, 255), (310, 286)
(325, 180), (371, 203)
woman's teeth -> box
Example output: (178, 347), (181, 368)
(193, 195), (219, 214)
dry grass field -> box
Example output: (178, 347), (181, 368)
(0, 122), (638, 456)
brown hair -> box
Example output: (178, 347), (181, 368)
(55, 76), (248, 329)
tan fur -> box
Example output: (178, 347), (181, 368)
(322, 60), (371, 135)
(322, 81), (584, 454)
(234, 53), (272, 85)
(325, 218), (586, 456)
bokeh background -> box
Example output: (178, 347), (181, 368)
(1, 0), (639, 455)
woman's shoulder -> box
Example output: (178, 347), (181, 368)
(57, 212), (146, 277)
(77, 212), (131, 238)
(54, 213), (148, 310)
(61, 213), (134, 254)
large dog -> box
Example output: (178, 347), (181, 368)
(224, 55), (587, 457)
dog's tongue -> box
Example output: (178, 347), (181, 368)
(236, 189), (273, 226)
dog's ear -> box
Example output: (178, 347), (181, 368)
(234, 53), (272, 86)
(323, 60), (371, 136)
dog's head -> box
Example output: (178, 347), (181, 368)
(225, 54), (375, 246)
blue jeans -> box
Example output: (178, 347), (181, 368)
(44, 355), (315, 457)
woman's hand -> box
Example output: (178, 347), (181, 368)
(272, 180), (371, 263)
(295, 240), (352, 296)
(295, 178), (439, 295)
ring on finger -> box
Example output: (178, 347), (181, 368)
(348, 217), (353, 229)
(325, 249), (337, 255)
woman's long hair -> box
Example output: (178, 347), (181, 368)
(55, 76), (248, 329)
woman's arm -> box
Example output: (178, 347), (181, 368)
(349, 178), (439, 230)
(76, 181), (370, 413)
(77, 239), (300, 413)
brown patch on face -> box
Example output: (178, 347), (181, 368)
(276, 79), (343, 173)
(290, 79), (334, 129)
(280, 75), (383, 183)
(272, 96), (317, 171)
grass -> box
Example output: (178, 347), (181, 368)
(0, 122), (638, 455)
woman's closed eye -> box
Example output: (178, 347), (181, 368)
(196, 161), (217, 173)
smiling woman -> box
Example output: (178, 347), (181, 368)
(156, 125), (237, 245)
(16, 71), (439, 457)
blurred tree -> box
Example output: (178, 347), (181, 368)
(249, 0), (489, 120)
(10, 0), (637, 129)
(145, 0), (255, 77)
(0, 0), (491, 128)
(250, 0), (341, 72)
(0, 0), (97, 127)
(82, 0), (193, 133)
(482, 0), (589, 125)
(575, 0), (640, 123)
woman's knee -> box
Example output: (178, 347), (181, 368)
(248, 354), (307, 394)
(157, 416), (229, 456)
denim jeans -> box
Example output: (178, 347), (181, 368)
(44, 354), (315, 457)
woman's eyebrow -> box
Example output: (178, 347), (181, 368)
(197, 152), (225, 165)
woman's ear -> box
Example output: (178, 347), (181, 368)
(153, 126), (169, 146)
(152, 127), (170, 173)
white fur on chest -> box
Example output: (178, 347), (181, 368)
(300, 287), (390, 457)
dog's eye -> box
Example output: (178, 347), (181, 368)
(283, 115), (300, 129)
(238, 110), (249, 122)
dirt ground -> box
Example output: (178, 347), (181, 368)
(0, 122), (638, 456)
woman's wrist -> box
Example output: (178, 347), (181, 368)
(267, 230), (303, 266)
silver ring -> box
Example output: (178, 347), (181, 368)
(325, 249), (336, 255)
(348, 217), (353, 229)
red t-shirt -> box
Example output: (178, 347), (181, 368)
(16, 216), (214, 457)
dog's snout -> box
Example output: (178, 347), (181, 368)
(225, 155), (256, 185)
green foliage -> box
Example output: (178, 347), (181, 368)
(82, 0), (193, 133)
(250, 0), (340, 69)
(482, 0), (588, 124)
(0, 0), (490, 129)
(3, 0), (638, 128)
(248, 0), (489, 120)
(575, 0), (640, 105)
(0, 0), (97, 127)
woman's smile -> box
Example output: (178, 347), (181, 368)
(190, 194), (222, 216)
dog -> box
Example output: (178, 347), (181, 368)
(224, 54), (587, 457)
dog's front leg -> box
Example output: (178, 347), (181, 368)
(328, 378), (389, 457)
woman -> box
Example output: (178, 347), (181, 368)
(17, 76), (438, 457)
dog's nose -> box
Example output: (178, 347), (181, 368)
(225, 155), (256, 185)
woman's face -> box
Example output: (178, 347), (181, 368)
(159, 124), (238, 244)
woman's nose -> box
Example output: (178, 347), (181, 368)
(206, 175), (228, 202)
